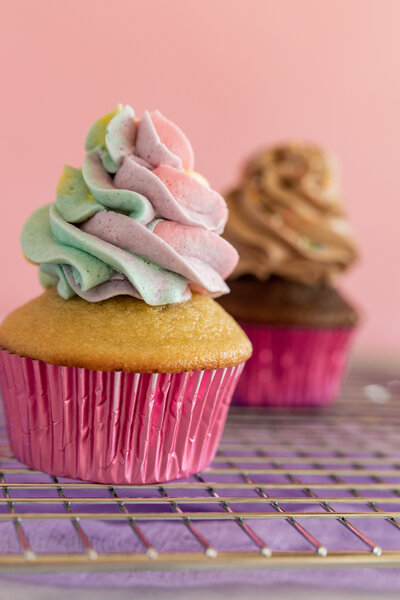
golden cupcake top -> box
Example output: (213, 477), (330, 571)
(0, 288), (252, 373)
(224, 142), (358, 285)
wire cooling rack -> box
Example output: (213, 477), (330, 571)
(0, 364), (400, 574)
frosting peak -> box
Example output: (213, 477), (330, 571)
(224, 143), (357, 285)
(21, 106), (238, 305)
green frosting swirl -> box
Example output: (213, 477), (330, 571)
(82, 153), (154, 223)
(21, 204), (112, 291)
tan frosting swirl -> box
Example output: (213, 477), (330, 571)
(224, 142), (357, 285)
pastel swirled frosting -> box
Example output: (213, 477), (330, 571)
(21, 106), (238, 305)
(224, 143), (357, 285)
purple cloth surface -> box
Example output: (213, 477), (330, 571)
(3, 568), (400, 592)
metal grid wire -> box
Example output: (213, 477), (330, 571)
(0, 365), (400, 573)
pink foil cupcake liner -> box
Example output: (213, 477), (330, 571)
(0, 350), (244, 484)
(232, 324), (355, 407)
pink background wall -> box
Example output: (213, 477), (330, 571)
(1, 0), (399, 353)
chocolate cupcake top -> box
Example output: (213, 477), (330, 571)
(224, 143), (357, 285)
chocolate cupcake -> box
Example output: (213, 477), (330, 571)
(219, 143), (359, 406)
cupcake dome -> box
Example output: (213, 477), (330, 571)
(0, 288), (250, 373)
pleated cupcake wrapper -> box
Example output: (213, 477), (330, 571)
(232, 324), (355, 407)
(0, 350), (244, 484)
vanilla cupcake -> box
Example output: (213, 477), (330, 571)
(219, 143), (358, 407)
(0, 105), (251, 483)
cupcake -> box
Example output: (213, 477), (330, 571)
(0, 105), (251, 483)
(218, 143), (358, 407)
